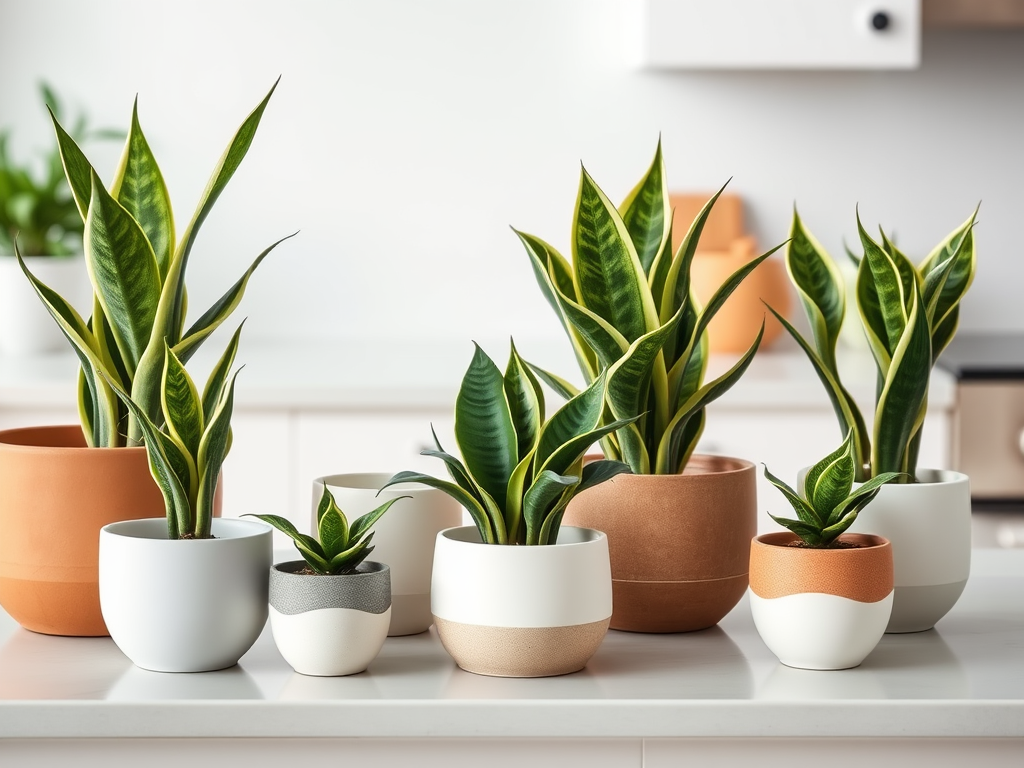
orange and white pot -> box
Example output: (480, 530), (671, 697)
(749, 532), (894, 670)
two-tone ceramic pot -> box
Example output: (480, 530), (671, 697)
(431, 525), (611, 678)
(269, 560), (392, 676)
(563, 455), (757, 633)
(749, 532), (894, 670)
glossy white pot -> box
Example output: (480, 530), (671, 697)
(269, 560), (391, 677)
(749, 532), (894, 670)
(0, 254), (89, 355)
(431, 526), (612, 678)
(314, 472), (462, 636)
(99, 518), (272, 673)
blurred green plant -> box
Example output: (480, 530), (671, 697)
(0, 83), (121, 257)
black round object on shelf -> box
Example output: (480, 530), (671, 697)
(871, 11), (891, 31)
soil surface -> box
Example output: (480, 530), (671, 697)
(784, 540), (865, 549)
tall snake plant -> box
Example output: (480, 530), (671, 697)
(382, 342), (634, 545)
(16, 80), (291, 448)
(768, 208), (977, 482)
(515, 141), (783, 475)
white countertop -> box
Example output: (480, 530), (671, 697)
(1, 549), (1020, 740)
(0, 338), (956, 412)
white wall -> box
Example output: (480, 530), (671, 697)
(2, 0), (1022, 349)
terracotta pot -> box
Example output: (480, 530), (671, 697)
(562, 455), (756, 633)
(0, 425), (220, 637)
(749, 532), (893, 670)
(690, 237), (792, 354)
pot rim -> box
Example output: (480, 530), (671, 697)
(271, 559), (390, 578)
(314, 471), (442, 494)
(797, 464), (969, 487)
(0, 424), (148, 454)
(439, 524), (607, 549)
(100, 517), (271, 541)
(753, 531), (891, 552)
(584, 452), (754, 478)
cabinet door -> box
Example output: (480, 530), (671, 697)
(633, 0), (921, 69)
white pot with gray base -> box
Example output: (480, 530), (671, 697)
(269, 560), (391, 676)
(99, 518), (272, 673)
(314, 472), (462, 636)
(848, 468), (971, 633)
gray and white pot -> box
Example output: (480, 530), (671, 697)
(269, 560), (392, 676)
(848, 469), (971, 633)
(98, 518), (272, 673)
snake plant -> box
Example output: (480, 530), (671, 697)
(768, 207), (977, 481)
(515, 141), (783, 475)
(381, 342), (634, 545)
(246, 484), (407, 574)
(764, 431), (904, 548)
(16, 80), (292, 448)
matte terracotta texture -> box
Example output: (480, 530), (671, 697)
(563, 455), (757, 633)
(0, 425), (192, 636)
(434, 617), (610, 678)
(749, 532), (893, 602)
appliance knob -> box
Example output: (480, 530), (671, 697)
(871, 11), (891, 31)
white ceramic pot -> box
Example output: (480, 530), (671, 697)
(431, 525), (612, 678)
(98, 518), (272, 673)
(847, 469), (971, 633)
(269, 560), (391, 677)
(314, 472), (462, 636)
(0, 254), (89, 355)
(749, 532), (894, 670)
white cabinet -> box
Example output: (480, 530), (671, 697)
(631, 0), (921, 69)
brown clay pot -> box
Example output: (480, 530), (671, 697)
(0, 425), (220, 637)
(562, 455), (756, 633)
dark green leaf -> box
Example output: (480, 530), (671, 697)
(350, 496), (408, 542)
(535, 371), (606, 472)
(523, 469), (579, 546)
(619, 139), (670, 275)
(381, 471), (495, 544)
(454, 343), (518, 511)
(577, 459), (632, 495)
(504, 339), (543, 460)
(788, 209), (844, 371)
(763, 464), (818, 526)
(161, 344), (204, 459)
(195, 368), (241, 538)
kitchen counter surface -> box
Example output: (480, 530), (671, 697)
(0, 338), (957, 412)
(1, 549), (1020, 740)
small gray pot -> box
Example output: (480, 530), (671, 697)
(268, 560), (392, 676)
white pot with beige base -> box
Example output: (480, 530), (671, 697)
(314, 473), (462, 636)
(430, 525), (611, 678)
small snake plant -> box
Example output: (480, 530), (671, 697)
(765, 431), (904, 548)
(768, 207), (977, 481)
(17, 80), (293, 448)
(245, 484), (407, 575)
(382, 342), (634, 546)
(515, 140), (784, 475)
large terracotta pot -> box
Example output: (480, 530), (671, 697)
(562, 455), (756, 633)
(0, 425), (219, 637)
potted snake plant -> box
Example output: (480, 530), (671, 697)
(515, 140), (784, 633)
(245, 484), (407, 677)
(381, 341), (633, 678)
(769, 208), (976, 633)
(96, 328), (272, 673)
(0, 81), (291, 637)
(0, 83), (120, 355)
(750, 431), (903, 670)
